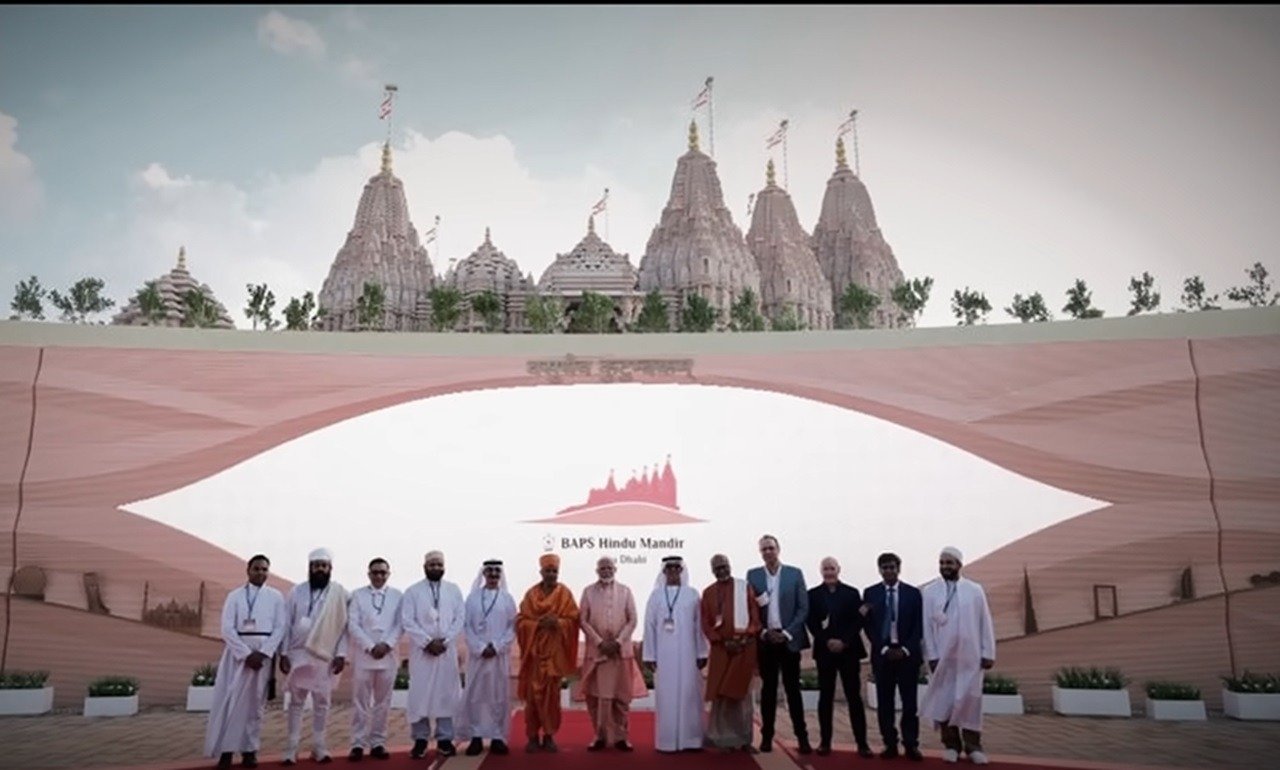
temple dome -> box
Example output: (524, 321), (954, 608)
(747, 160), (834, 329)
(447, 228), (531, 296)
(112, 247), (234, 329)
(538, 216), (638, 295)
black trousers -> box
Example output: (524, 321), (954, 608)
(758, 641), (808, 741)
(815, 652), (869, 748)
(872, 655), (919, 750)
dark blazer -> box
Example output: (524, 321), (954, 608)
(805, 581), (867, 661)
(745, 564), (810, 652)
(862, 581), (923, 663)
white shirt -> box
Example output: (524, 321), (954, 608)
(882, 581), (906, 656)
(765, 565), (783, 631)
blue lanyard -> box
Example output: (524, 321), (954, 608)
(244, 585), (259, 620)
(664, 586), (681, 620)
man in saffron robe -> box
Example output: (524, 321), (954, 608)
(516, 553), (580, 753)
(578, 555), (645, 752)
(700, 553), (760, 753)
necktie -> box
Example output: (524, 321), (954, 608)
(884, 586), (896, 641)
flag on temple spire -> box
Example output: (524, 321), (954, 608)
(837, 109), (857, 137)
(591, 188), (609, 215)
(765, 119), (788, 149)
(379, 84), (398, 120)
(691, 77), (712, 110)
(423, 214), (440, 243)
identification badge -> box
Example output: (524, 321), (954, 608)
(714, 615), (723, 628)
(240, 618), (256, 631)
(297, 616), (313, 635)
(477, 620), (487, 633)
(426, 607), (438, 622)
(821, 617), (830, 630)
(371, 625), (386, 635)
(756, 592), (770, 607)
(663, 618), (676, 633)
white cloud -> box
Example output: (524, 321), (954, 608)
(0, 111), (44, 221)
(136, 162), (193, 190)
(338, 56), (379, 90)
(256, 10), (326, 59)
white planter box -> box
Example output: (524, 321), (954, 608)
(1146, 698), (1206, 721)
(630, 689), (655, 711)
(1052, 686), (1131, 717)
(186, 686), (215, 712)
(0, 687), (54, 716)
(84, 694), (139, 717)
(391, 689), (408, 709)
(1223, 690), (1280, 721)
(865, 682), (929, 711)
(801, 690), (820, 710)
(982, 693), (1024, 715)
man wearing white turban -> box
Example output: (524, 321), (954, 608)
(921, 547), (995, 766)
(280, 548), (349, 765)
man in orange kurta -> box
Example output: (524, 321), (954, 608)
(701, 553), (762, 752)
(516, 553), (580, 753)
(578, 556), (646, 751)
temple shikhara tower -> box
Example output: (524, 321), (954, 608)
(445, 228), (533, 332)
(812, 137), (905, 328)
(539, 216), (641, 327)
(746, 159), (834, 329)
(112, 246), (234, 329)
(317, 143), (437, 331)
(639, 121), (762, 328)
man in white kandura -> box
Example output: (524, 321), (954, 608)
(922, 546), (996, 766)
(346, 557), (404, 762)
(642, 555), (708, 753)
(205, 554), (287, 770)
(401, 550), (466, 759)
(458, 559), (516, 756)
(280, 548), (349, 766)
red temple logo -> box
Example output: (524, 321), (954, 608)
(529, 456), (704, 525)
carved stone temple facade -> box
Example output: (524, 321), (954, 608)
(538, 216), (642, 331)
(112, 247), (235, 329)
(746, 159), (834, 329)
(445, 228), (534, 332)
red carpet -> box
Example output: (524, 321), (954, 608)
(787, 746), (1137, 770)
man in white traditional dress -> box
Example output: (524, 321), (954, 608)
(922, 547), (995, 766)
(279, 548), (349, 766)
(205, 554), (287, 770)
(401, 550), (465, 759)
(458, 559), (516, 756)
(346, 557), (403, 761)
(642, 555), (708, 752)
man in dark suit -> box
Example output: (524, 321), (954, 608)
(862, 552), (924, 761)
(806, 556), (872, 757)
(745, 535), (811, 754)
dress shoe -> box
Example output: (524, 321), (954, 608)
(857, 744), (875, 758)
(316, 756), (332, 765)
(615, 740), (634, 752)
(348, 747), (364, 762)
(879, 746), (900, 759)
(970, 750), (990, 765)
(369, 746), (390, 760)
(525, 739), (541, 753)
(466, 738), (485, 756)
(216, 753), (233, 770)
(280, 757), (295, 768)
(587, 739), (607, 752)
(816, 743), (832, 756)
(491, 740), (509, 755)
(410, 739), (429, 759)
(542, 736), (559, 752)
(906, 747), (925, 761)
(797, 736), (813, 755)
(759, 737), (773, 753)
(437, 740), (456, 757)
(240, 753), (257, 769)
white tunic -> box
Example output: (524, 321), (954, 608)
(921, 577), (996, 732)
(347, 585), (404, 671)
(283, 582), (349, 694)
(457, 586), (517, 739)
(400, 578), (465, 721)
(204, 584), (287, 756)
(642, 583), (708, 751)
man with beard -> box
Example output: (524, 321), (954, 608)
(205, 554), (287, 770)
(516, 553), (579, 753)
(401, 550), (465, 759)
(807, 556), (873, 757)
(700, 553), (760, 753)
(922, 547), (995, 766)
(578, 555), (645, 752)
(458, 559), (516, 756)
(642, 555), (707, 753)
(346, 558), (403, 762)
(862, 552), (924, 761)
(279, 548), (349, 766)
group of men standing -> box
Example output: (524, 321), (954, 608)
(203, 537), (995, 767)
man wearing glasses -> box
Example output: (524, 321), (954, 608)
(347, 558), (403, 761)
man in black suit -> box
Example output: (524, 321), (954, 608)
(805, 557), (873, 758)
(862, 552), (924, 761)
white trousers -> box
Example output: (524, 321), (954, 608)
(284, 682), (332, 759)
(350, 667), (395, 750)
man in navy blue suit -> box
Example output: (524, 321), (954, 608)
(745, 535), (811, 755)
(862, 552), (924, 761)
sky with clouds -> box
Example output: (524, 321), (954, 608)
(1, 5), (1278, 328)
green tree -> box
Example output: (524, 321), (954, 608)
(244, 282), (278, 330)
(1179, 276), (1220, 312)
(182, 288), (221, 328)
(49, 277), (115, 323)
(568, 291), (617, 334)
(770, 305), (803, 331)
(950, 287), (992, 326)
(729, 288), (766, 331)
(837, 282), (881, 329)
(1225, 261), (1278, 307)
(283, 291), (317, 331)
(135, 281), (167, 325)
(469, 290), (503, 332)
(678, 293), (719, 332)
(890, 276), (933, 326)
(1062, 279), (1104, 319)
(1005, 292), (1051, 323)
(10, 275), (48, 320)
(633, 289), (670, 333)
(525, 293), (563, 333)
(355, 282), (386, 330)
(427, 286), (463, 331)
(1126, 271), (1161, 316)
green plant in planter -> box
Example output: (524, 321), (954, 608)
(394, 662), (410, 691)
(1054, 666), (1127, 690)
(87, 676), (139, 697)
(1221, 671), (1280, 694)
(799, 670), (820, 690)
(0, 670), (49, 689)
(191, 663), (217, 687)
(982, 674), (1019, 695)
(641, 665), (655, 690)
(917, 668), (929, 685)
(1145, 681), (1200, 701)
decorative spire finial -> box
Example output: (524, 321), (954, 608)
(766, 158), (776, 186)
(177, 245), (187, 270)
(688, 120), (700, 152)
(588, 215), (595, 234)
(484, 226), (491, 244)
(381, 142), (392, 173)
(836, 136), (847, 169)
